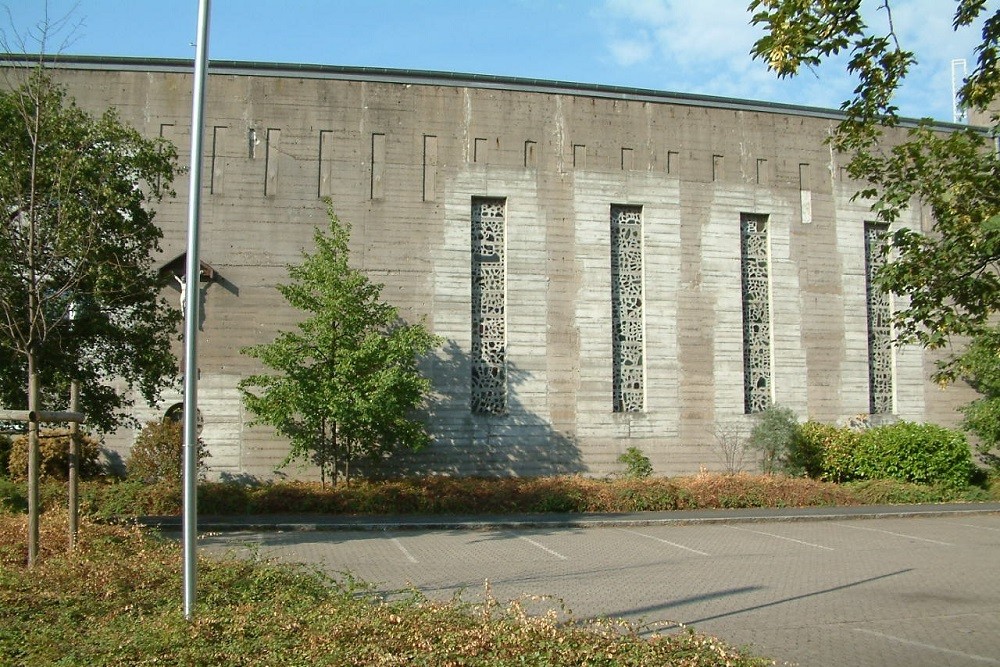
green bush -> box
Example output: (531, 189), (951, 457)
(961, 395), (1000, 458)
(7, 429), (105, 481)
(617, 447), (653, 479)
(0, 434), (10, 479)
(126, 420), (209, 484)
(853, 421), (975, 489)
(822, 428), (865, 482)
(787, 421), (826, 478)
(748, 404), (799, 474)
(0, 477), (25, 513)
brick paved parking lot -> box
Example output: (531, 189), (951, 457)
(197, 514), (1000, 666)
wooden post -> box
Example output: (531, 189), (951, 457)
(68, 381), (80, 549)
(27, 373), (39, 567)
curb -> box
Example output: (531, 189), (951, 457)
(137, 503), (1000, 533)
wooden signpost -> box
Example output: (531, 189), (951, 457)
(0, 395), (85, 564)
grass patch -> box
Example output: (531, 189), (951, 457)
(0, 472), (993, 520)
(0, 513), (770, 666)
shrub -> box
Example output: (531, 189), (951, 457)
(787, 421), (828, 478)
(617, 447), (653, 479)
(0, 477), (25, 513)
(853, 421), (975, 488)
(808, 423), (865, 483)
(126, 420), (209, 484)
(960, 395), (1000, 457)
(0, 434), (10, 479)
(7, 429), (105, 481)
(748, 404), (798, 474)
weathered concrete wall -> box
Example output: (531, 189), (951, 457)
(19, 59), (978, 478)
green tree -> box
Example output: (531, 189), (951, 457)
(750, 1), (1000, 445)
(240, 203), (440, 486)
(0, 68), (180, 431)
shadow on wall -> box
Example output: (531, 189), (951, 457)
(389, 339), (584, 477)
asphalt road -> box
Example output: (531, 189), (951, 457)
(192, 511), (1000, 666)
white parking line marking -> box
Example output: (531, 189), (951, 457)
(518, 535), (567, 560)
(728, 525), (834, 551)
(837, 522), (954, 545)
(391, 537), (418, 563)
(618, 528), (710, 556)
(853, 628), (1000, 664)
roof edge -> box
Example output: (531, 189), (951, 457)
(0, 53), (974, 130)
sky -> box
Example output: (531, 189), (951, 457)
(1, 0), (994, 122)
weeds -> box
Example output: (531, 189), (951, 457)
(0, 513), (770, 666)
(2, 471), (992, 521)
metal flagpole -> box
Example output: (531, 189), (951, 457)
(183, 0), (211, 620)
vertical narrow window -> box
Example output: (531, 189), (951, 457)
(247, 128), (257, 159)
(712, 154), (724, 182)
(667, 150), (679, 175)
(741, 213), (772, 413)
(573, 144), (586, 168)
(611, 204), (644, 413)
(471, 197), (507, 415)
(865, 222), (893, 414)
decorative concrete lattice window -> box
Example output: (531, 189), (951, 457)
(471, 197), (507, 415)
(741, 213), (772, 414)
(611, 205), (645, 412)
(865, 222), (893, 414)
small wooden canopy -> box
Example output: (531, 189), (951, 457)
(160, 253), (216, 283)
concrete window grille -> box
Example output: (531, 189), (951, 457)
(865, 222), (894, 414)
(741, 213), (772, 414)
(471, 197), (508, 415)
(611, 204), (645, 412)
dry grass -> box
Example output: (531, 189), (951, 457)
(0, 512), (771, 666)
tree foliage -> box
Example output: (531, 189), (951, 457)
(0, 67), (180, 431)
(750, 1), (1000, 445)
(126, 419), (209, 484)
(239, 203), (440, 485)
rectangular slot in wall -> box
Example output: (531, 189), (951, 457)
(667, 150), (679, 175)
(799, 163), (812, 224)
(210, 126), (226, 195)
(318, 130), (334, 198)
(524, 140), (537, 168)
(473, 137), (487, 164)
(573, 144), (586, 168)
(712, 154), (724, 182)
(371, 132), (386, 200)
(264, 128), (280, 196)
(756, 158), (768, 186)
(423, 135), (438, 202)
(621, 147), (634, 171)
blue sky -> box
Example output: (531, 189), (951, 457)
(2, 0), (993, 121)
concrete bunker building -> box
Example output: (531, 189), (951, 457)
(23, 57), (977, 478)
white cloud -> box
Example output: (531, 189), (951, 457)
(597, 0), (990, 119)
(608, 36), (654, 66)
